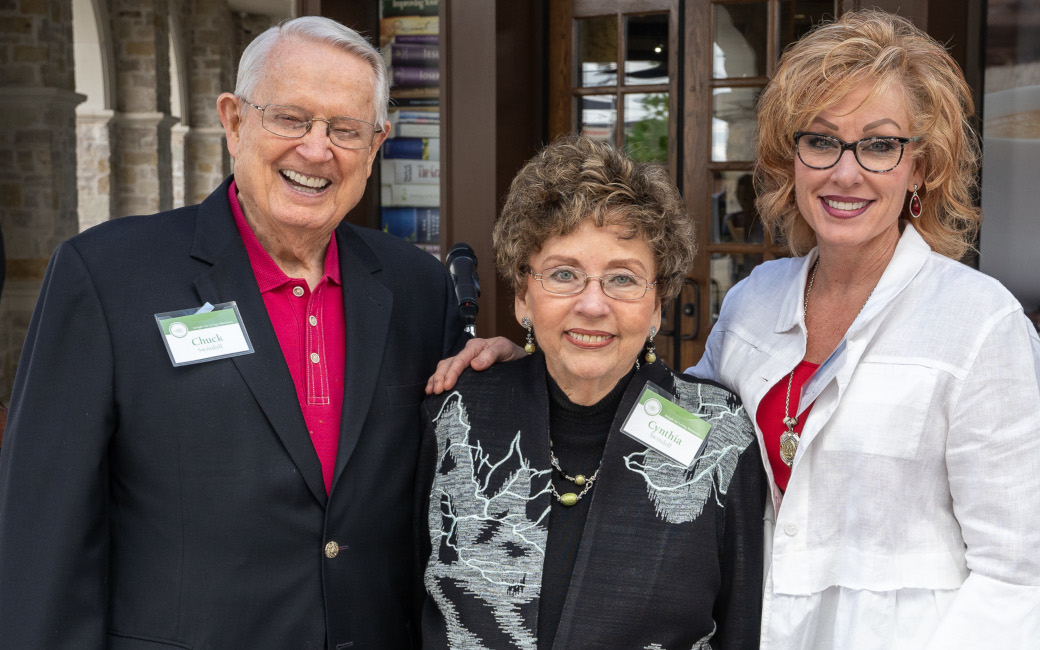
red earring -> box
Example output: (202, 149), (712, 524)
(909, 184), (922, 219)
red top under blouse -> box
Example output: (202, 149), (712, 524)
(756, 360), (819, 492)
(229, 181), (346, 495)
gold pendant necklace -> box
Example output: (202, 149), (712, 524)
(548, 439), (601, 507)
(779, 260), (818, 468)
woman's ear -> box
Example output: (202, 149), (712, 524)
(514, 286), (530, 326)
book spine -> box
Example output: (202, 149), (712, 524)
(380, 16), (439, 43)
(392, 66), (439, 88)
(388, 96), (440, 108)
(391, 34), (439, 45)
(381, 137), (440, 160)
(380, 183), (441, 207)
(393, 122), (439, 138)
(381, 207), (439, 243)
(390, 108), (440, 122)
(390, 88), (440, 101)
(387, 43), (439, 66)
(381, 159), (440, 184)
(381, 0), (439, 17)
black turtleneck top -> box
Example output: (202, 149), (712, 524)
(537, 366), (636, 649)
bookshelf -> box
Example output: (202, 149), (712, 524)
(313, 0), (546, 342)
(379, 2), (443, 257)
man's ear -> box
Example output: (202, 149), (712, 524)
(217, 93), (243, 157)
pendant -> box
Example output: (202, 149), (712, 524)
(559, 492), (578, 507)
(779, 430), (799, 467)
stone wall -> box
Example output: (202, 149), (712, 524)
(0, 0), (84, 399)
(0, 0), (288, 400)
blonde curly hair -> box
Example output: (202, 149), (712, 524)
(494, 134), (696, 303)
(755, 9), (981, 259)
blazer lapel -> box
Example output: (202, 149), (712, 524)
(190, 179), (327, 506)
(329, 226), (393, 492)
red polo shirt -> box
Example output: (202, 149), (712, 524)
(228, 181), (346, 495)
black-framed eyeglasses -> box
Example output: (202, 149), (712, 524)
(530, 267), (657, 301)
(793, 131), (921, 173)
(243, 99), (383, 150)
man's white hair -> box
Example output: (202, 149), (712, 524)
(234, 16), (390, 126)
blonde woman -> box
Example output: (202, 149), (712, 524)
(689, 10), (1040, 649)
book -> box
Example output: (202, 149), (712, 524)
(381, 182), (441, 207)
(392, 34), (439, 45)
(381, 158), (440, 184)
(389, 108), (440, 123)
(390, 86), (440, 100)
(380, 207), (440, 243)
(392, 66), (439, 88)
(415, 242), (440, 257)
(382, 137), (440, 160)
(391, 122), (439, 138)
(380, 16), (439, 45)
(389, 96), (440, 108)
(383, 43), (439, 67)
(381, 0), (439, 18)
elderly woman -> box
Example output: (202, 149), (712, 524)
(417, 135), (765, 649)
(687, 10), (1040, 649)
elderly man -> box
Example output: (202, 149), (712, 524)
(0, 17), (464, 649)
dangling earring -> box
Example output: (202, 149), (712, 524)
(521, 317), (536, 354)
(909, 184), (923, 219)
(644, 326), (658, 364)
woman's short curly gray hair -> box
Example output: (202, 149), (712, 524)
(494, 135), (696, 303)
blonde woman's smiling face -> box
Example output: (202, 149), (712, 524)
(794, 82), (924, 259)
(515, 220), (661, 405)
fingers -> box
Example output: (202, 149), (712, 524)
(470, 337), (524, 370)
(425, 337), (525, 394)
(426, 338), (488, 394)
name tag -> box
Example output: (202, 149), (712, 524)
(797, 339), (846, 416)
(155, 301), (254, 366)
(621, 382), (712, 467)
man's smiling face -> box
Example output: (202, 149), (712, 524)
(221, 37), (387, 241)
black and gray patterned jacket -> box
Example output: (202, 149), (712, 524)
(417, 354), (766, 650)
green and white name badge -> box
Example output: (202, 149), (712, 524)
(154, 301), (254, 367)
(621, 382), (712, 467)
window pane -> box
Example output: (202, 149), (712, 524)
(577, 16), (618, 88)
(624, 93), (668, 163)
(779, 1), (835, 53)
(625, 14), (668, 85)
(710, 253), (761, 322)
(712, 86), (760, 161)
(709, 171), (762, 244)
(980, 0), (1040, 317)
(713, 1), (768, 78)
(579, 94), (617, 143)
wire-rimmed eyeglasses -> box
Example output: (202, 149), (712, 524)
(530, 267), (657, 301)
(793, 131), (921, 173)
(244, 99), (383, 150)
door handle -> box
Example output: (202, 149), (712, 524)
(680, 278), (699, 341)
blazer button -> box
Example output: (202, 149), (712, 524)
(325, 541), (340, 558)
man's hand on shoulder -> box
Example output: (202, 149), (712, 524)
(426, 337), (525, 394)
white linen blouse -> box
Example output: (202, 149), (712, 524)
(688, 223), (1040, 649)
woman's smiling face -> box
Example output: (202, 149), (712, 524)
(794, 82), (924, 257)
(515, 220), (661, 405)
